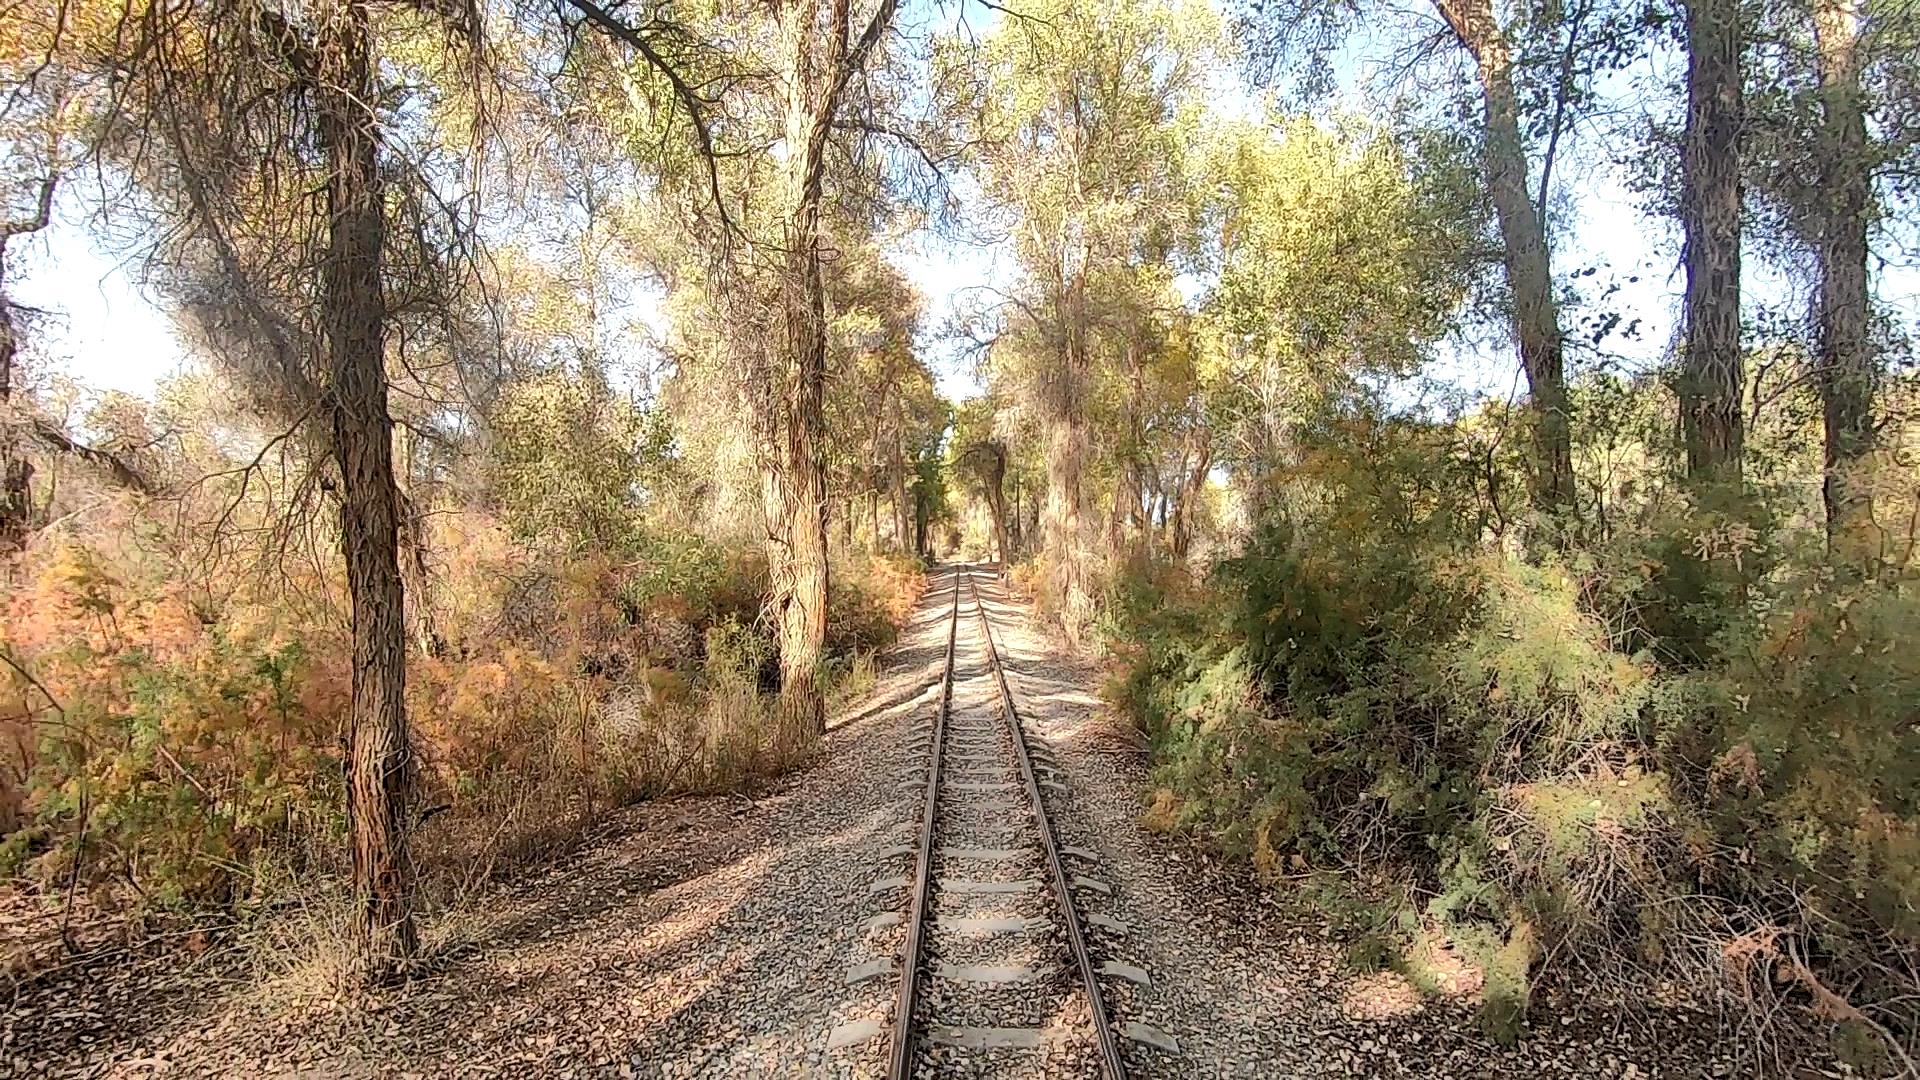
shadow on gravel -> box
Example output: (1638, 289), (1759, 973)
(2, 939), (255, 1068)
(830, 666), (939, 734)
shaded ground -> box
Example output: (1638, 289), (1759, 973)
(3, 566), (1860, 1078)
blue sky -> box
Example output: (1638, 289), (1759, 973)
(10, 0), (1916, 410)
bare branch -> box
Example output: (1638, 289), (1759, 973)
(560, 0), (739, 238)
(28, 417), (159, 494)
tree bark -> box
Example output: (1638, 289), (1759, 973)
(1106, 466), (1134, 561)
(965, 442), (1012, 569)
(761, 0), (897, 738)
(1171, 427), (1210, 562)
(1043, 304), (1093, 638)
(317, 0), (417, 981)
(1435, 0), (1573, 516)
(1680, 0), (1745, 485)
(889, 436), (910, 553)
(0, 178), (54, 555)
(1812, 0), (1875, 550)
(763, 162), (831, 741)
(1, 273), (34, 556)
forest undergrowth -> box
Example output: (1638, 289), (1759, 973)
(1094, 374), (1919, 1069)
(0, 375), (925, 989)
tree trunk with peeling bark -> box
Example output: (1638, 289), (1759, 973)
(1812, 0), (1875, 551)
(1435, 0), (1573, 517)
(0, 178), (53, 555)
(760, 0), (898, 739)
(317, 0), (417, 981)
(1680, 0), (1745, 485)
(1043, 304), (1093, 639)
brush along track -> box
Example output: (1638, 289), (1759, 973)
(885, 565), (1128, 1079)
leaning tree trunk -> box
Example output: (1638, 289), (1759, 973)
(1436, 0), (1573, 517)
(318, 0), (417, 981)
(1680, 0), (1745, 485)
(1812, 0), (1875, 552)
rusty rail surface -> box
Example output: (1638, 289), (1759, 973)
(887, 566), (960, 1078)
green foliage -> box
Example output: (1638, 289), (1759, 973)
(490, 370), (676, 551)
(1107, 401), (1920, 1045)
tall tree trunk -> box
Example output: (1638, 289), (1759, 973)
(968, 443), (1012, 570)
(988, 486), (1011, 570)
(1008, 472), (1022, 554)
(1436, 0), (1573, 516)
(889, 441), (910, 553)
(913, 478), (929, 556)
(318, 0), (416, 980)
(1106, 466), (1133, 561)
(1043, 308), (1092, 638)
(0, 267), (34, 556)
(1680, 0), (1745, 484)
(1813, 0), (1875, 551)
(0, 178), (53, 556)
(391, 427), (442, 657)
(764, 147), (831, 740)
(763, 0), (897, 737)
(1171, 427), (1210, 562)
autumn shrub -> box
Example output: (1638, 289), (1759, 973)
(1, 536), (348, 908)
(829, 551), (924, 656)
(1667, 562), (1920, 1040)
(1105, 421), (1920, 1056)
(0, 499), (923, 940)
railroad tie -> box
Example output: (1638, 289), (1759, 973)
(941, 877), (1038, 894)
(1123, 1022), (1181, 1053)
(1098, 960), (1151, 986)
(935, 962), (1040, 984)
(935, 914), (1046, 934)
(938, 846), (1026, 860)
(929, 1026), (1061, 1049)
(826, 1017), (886, 1050)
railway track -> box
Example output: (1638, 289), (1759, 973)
(846, 564), (1173, 1078)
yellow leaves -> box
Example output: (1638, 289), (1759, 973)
(0, 0), (133, 73)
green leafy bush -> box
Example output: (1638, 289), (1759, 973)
(1105, 419), (1920, 1054)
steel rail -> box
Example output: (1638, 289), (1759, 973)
(887, 565), (962, 1080)
(968, 570), (1129, 1080)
